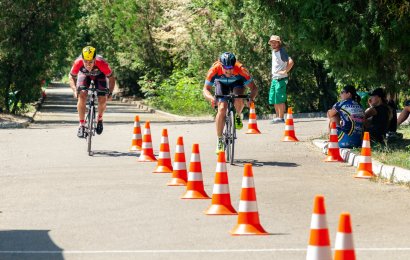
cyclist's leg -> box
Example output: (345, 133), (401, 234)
(95, 75), (108, 135)
(76, 73), (90, 122)
(95, 75), (109, 121)
(233, 85), (245, 115)
(215, 80), (229, 137)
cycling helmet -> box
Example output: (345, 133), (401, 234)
(82, 46), (96, 61)
(219, 52), (236, 69)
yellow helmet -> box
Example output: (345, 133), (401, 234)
(82, 46), (96, 61)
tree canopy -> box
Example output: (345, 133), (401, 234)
(1, 0), (409, 114)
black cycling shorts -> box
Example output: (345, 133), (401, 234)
(76, 72), (108, 96)
(214, 79), (245, 102)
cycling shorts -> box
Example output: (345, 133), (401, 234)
(76, 72), (108, 96)
(337, 127), (362, 148)
(214, 79), (245, 102)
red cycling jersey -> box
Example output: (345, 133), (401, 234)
(70, 55), (113, 78)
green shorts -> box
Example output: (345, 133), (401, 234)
(269, 78), (288, 105)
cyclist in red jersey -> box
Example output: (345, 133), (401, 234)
(69, 46), (116, 138)
(203, 52), (258, 153)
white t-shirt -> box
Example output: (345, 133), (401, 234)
(271, 48), (290, 79)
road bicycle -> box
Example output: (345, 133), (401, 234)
(83, 80), (98, 156)
(215, 94), (249, 165)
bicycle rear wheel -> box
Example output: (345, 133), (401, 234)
(86, 107), (95, 156)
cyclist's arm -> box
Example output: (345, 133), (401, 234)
(69, 74), (77, 98)
(203, 83), (215, 103)
(247, 81), (258, 103)
(107, 74), (115, 96)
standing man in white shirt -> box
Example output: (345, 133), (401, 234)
(268, 35), (294, 123)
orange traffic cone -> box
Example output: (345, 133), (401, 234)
(306, 195), (332, 260)
(324, 122), (344, 162)
(282, 107), (299, 142)
(246, 102), (261, 134)
(138, 121), (157, 162)
(181, 144), (210, 199)
(334, 212), (356, 260)
(204, 151), (237, 215)
(153, 128), (173, 173)
(230, 164), (268, 235)
(167, 136), (187, 186)
(129, 115), (142, 151)
(354, 132), (375, 179)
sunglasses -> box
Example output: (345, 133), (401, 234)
(222, 65), (234, 70)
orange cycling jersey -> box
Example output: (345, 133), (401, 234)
(205, 61), (253, 87)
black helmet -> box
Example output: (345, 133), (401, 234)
(219, 52), (236, 68)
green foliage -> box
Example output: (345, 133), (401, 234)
(143, 68), (213, 115)
(0, 1), (78, 113)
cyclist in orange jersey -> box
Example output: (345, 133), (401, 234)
(203, 52), (258, 153)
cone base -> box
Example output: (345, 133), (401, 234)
(354, 170), (374, 179)
(153, 165), (173, 173)
(204, 204), (237, 215)
(129, 146), (141, 152)
(167, 178), (187, 186)
(138, 154), (157, 162)
(334, 249), (356, 260)
(230, 224), (268, 235)
(181, 190), (210, 199)
(324, 155), (344, 162)
(246, 129), (261, 134)
(282, 136), (299, 142)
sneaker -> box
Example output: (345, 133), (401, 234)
(270, 118), (283, 124)
(235, 115), (243, 130)
(215, 138), (225, 154)
(96, 120), (103, 135)
(77, 126), (85, 138)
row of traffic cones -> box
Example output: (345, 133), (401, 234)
(325, 122), (375, 178)
(130, 115), (268, 234)
(130, 104), (300, 147)
(307, 195), (356, 260)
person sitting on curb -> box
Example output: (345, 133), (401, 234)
(327, 85), (364, 148)
(364, 88), (392, 145)
(397, 100), (410, 127)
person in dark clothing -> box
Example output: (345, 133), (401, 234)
(364, 88), (392, 144)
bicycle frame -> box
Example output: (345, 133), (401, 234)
(84, 80), (98, 156)
(215, 94), (249, 164)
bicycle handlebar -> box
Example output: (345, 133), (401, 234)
(215, 94), (250, 99)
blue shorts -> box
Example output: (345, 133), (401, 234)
(337, 127), (362, 148)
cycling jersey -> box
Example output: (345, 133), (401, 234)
(333, 98), (364, 147)
(205, 61), (253, 88)
(70, 55), (113, 78)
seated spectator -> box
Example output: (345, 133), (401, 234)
(397, 100), (410, 126)
(327, 85), (364, 148)
(364, 88), (392, 144)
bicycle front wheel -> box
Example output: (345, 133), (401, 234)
(225, 110), (235, 164)
(87, 108), (95, 156)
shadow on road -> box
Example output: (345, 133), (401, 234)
(232, 159), (299, 168)
(91, 150), (139, 157)
(0, 230), (64, 260)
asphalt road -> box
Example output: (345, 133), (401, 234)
(0, 84), (409, 260)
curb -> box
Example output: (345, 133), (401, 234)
(312, 139), (410, 184)
(0, 96), (45, 129)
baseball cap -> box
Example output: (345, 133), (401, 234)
(368, 87), (386, 98)
(268, 35), (281, 44)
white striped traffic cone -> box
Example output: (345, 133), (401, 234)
(306, 195), (332, 260)
(246, 102), (261, 134)
(324, 122), (344, 162)
(153, 128), (173, 173)
(230, 163), (268, 235)
(138, 121), (157, 162)
(129, 115), (142, 151)
(334, 212), (356, 260)
(354, 132), (375, 178)
(167, 136), (187, 186)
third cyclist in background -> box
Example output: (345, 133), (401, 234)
(203, 52), (258, 153)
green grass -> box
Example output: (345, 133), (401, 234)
(361, 127), (410, 170)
